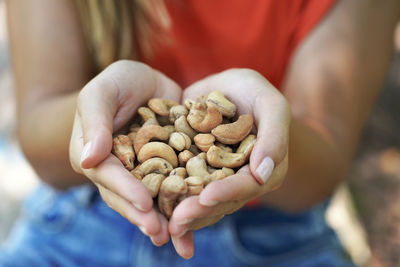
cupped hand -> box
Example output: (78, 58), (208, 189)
(168, 68), (291, 259)
(69, 60), (181, 245)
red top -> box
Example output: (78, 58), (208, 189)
(141, 0), (336, 90)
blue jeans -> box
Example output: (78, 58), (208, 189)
(0, 184), (355, 267)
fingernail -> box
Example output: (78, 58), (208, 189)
(256, 157), (275, 184)
(139, 226), (149, 236)
(80, 141), (92, 165)
(200, 199), (218, 207)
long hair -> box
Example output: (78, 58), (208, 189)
(74, 0), (171, 71)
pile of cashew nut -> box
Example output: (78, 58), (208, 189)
(112, 91), (257, 218)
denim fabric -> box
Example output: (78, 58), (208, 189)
(0, 184), (355, 267)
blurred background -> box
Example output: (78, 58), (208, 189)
(1, 0), (400, 266)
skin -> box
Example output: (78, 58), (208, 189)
(7, 0), (400, 260)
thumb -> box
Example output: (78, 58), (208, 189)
(78, 77), (119, 169)
(250, 91), (291, 185)
(77, 61), (182, 169)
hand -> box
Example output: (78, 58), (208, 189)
(168, 68), (291, 259)
(69, 60), (181, 245)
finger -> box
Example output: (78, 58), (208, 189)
(250, 87), (290, 184)
(199, 166), (262, 207)
(97, 184), (162, 236)
(199, 156), (288, 207)
(78, 61), (182, 169)
(169, 196), (240, 235)
(171, 231), (194, 259)
(150, 213), (170, 246)
(84, 155), (153, 212)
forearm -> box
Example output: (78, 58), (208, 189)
(260, 117), (350, 212)
(18, 91), (88, 189)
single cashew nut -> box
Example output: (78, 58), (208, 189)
(128, 132), (137, 144)
(134, 125), (170, 154)
(169, 132), (191, 151)
(184, 99), (195, 110)
(194, 133), (215, 152)
(215, 142), (233, 153)
(137, 142), (178, 168)
(211, 114), (254, 144)
(206, 145), (247, 168)
(169, 105), (189, 123)
(148, 98), (179, 116)
(170, 167), (187, 178)
(112, 135), (135, 170)
(236, 134), (257, 162)
(158, 175), (187, 218)
(132, 157), (173, 180)
(131, 164), (144, 180)
(209, 167), (235, 182)
(206, 91), (236, 118)
(187, 103), (223, 133)
(174, 116), (197, 139)
(185, 176), (205, 196)
(142, 173), (166, 198)
(186, 153), (211, 183)
(138, 107), (159, 126)
(178, 150), (194, 167)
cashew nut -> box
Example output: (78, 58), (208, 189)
(158, 175), (187, 218)
(194, 133), (215, 152)
(184, 99), (195, 110)
(209, 167), (234, 182)
(187, 103), (223, 133)
(128, 132), (137, 144)
(206, 145), (247, 168)
(131, 157), (173, 180)
(168, 132), (191, 151)
(142, 173), (165, 198)
(184, 176), (205, 196)
(186, 153), (211, 183)
(169, 105), (189, 123)
(215, 142), (233, 153)
(112, 135), (135, 170)
(178, 150), (194, 167)
(206, 91), (236, 118)
(138, 107), (159, 126)
(137, 142), (178, 168)
(133, 125), (170, 154)
(129, 124), (141, 133)
(170, 167), (187, 178)
(148, 98), (179, 116)
(206, 134), (256, 168)
(211, 114), (253, 144)
(174, 116), (197, 139)
(236, 134), (257, 161)
(131, 165), (144, 180)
